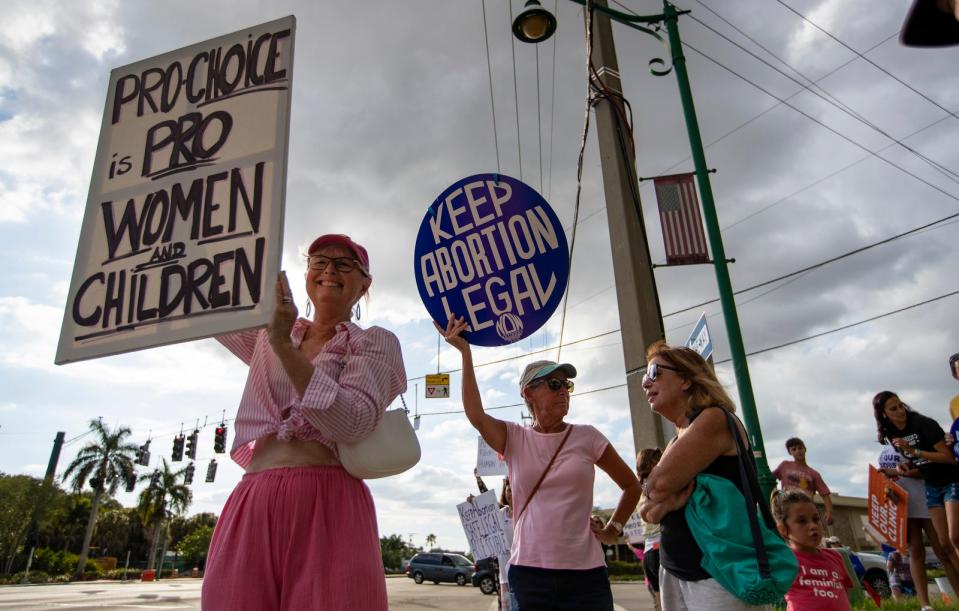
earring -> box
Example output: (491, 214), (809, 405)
(305, 300), (312, 318)
(353, 301), (362, 320)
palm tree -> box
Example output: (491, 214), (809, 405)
(61, 419), (138, 578)
(425, 533), (437, 550)
(137, 459), (192, 571)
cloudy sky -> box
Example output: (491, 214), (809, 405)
(2, 0), (958, 553)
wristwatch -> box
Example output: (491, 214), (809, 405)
(607, 520), (624, 535)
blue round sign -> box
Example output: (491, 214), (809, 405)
(950, 418), (959, 462)
(413, 174), (569, 346)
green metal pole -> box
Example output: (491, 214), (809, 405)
(662, 1), (775, 497)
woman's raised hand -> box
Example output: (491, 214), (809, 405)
(434, 314), (470, 354)
(268, 271), (298, 348)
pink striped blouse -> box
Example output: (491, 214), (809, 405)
(216, 319), (407, 468)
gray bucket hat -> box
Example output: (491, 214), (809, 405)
(519, 360), (577, 393)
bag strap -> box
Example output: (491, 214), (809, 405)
(515, 425), (573, 522)
(722, 409), (774, 580)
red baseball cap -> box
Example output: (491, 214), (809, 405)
(308, 234), (370, 272)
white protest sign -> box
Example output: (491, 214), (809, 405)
(623, 511), (644, 544)
(56, 16), (296, 364)
(476, 436), (507, 476)
(457, 490), (509, 561)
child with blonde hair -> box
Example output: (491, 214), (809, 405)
(771, 490), (853, 610)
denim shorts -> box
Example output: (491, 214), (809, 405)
(925, 481), (959, 508)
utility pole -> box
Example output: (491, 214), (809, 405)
(22, 432), (66, 583)
(589, 0), (669, 452)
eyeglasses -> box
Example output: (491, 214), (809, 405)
(529, 378), (574, 393)
(307, 255), (368, 276)
(643, 362), (681, 383)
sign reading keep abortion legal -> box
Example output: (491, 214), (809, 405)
(55, 16), (295, 364)
(414, 174), (569, 346)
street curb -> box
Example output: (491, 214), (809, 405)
(488, 602), (627, 610)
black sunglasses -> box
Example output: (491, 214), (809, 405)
(643, 362), (681, 383)
(530, 378), (574, 393)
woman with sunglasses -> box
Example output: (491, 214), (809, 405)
(201, 234), (407, 611)
(437, 315), (641, 611)
(873, 390), (959, 607)
(639, 341), (764, 610)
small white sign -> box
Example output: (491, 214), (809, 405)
(476, 436), (507, 476)
(623, 511), (645, 544)
(457, 490), (509, 561)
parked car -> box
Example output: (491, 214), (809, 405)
(405, 553), (474, 586)
(855, 551), (891, 599)
(471, 557), (498, 595)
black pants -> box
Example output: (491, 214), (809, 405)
(508, 564), (614, 611)
(643, 548), (661, 593)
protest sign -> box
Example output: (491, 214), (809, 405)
(867, 465), (908, 554)
(425, 373), (450, 398)
(476, 436), (507, 476)
(414, 174), (569, 346)
(457, 490), (509, 561)
(623, 511), (644, 544)
(56, 16), (295, 364)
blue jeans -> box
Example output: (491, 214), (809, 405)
(508, 564), (614, 611)
(925, 481), (959, 508)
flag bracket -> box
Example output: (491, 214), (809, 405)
(652, 257), (734, 268)
(638, 168), (716, 182)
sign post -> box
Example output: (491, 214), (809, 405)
(56, 17), (296, 364)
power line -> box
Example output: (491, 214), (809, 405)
(480, 0), (502, 174)
(774, 0), (959, 121)
(508, 0), (524, 180)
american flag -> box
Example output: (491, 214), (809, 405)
(653, 172), (709, 265)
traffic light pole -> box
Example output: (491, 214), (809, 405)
(22, 432), (66, 583)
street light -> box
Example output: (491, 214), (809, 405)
(512, 0), (776, 495)
(512, 0), (558, 44)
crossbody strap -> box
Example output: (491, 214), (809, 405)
(722, 409), (774, 579)
(515, 425), (573, 522)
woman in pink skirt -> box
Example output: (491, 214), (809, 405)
(201, 234), (407, 610)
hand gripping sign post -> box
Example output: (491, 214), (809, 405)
(55, 17), (296, 364)
(414, 174), (569, 346)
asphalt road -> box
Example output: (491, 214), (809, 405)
(0, 577), (656, 610)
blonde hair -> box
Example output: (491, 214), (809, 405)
(645, 341), (736, 417)
(770, 489), (816, 529)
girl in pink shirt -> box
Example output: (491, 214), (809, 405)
(772, 490), (853, 611)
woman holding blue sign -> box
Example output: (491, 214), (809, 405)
(202, 234), (407, 611)
(437, 314), (641, 611)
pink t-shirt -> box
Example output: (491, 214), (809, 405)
(773, 461), (830, 496)
(503, 421), (609, 570)
(785, 548), (853, 611)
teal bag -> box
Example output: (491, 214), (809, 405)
(684, 411), (798, 606)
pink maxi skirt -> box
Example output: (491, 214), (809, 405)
(201, 465), (387, 610)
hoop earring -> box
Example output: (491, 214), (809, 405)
(353, 301), (361, 321)
(305, 300), (312, 318)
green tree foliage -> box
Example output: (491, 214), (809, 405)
(136, 459), (192, 570)
(168, 512), (217, 551)
(61, 419), (138, 578)
(176, 525), (213, 567)
(0, 474), (40, 574)
(380, 534), (419, 572)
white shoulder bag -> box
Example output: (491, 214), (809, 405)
(338, 399), (421, 479)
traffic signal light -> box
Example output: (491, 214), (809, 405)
(172, 435), (185, 461)
(136, 441), (151, 466)
(213, 425), (227, 453)
(149, 470), (160, 488)
(184, 462), (195, 485)
(205, 459), (218, 483)
(186, 430), (199, 460)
